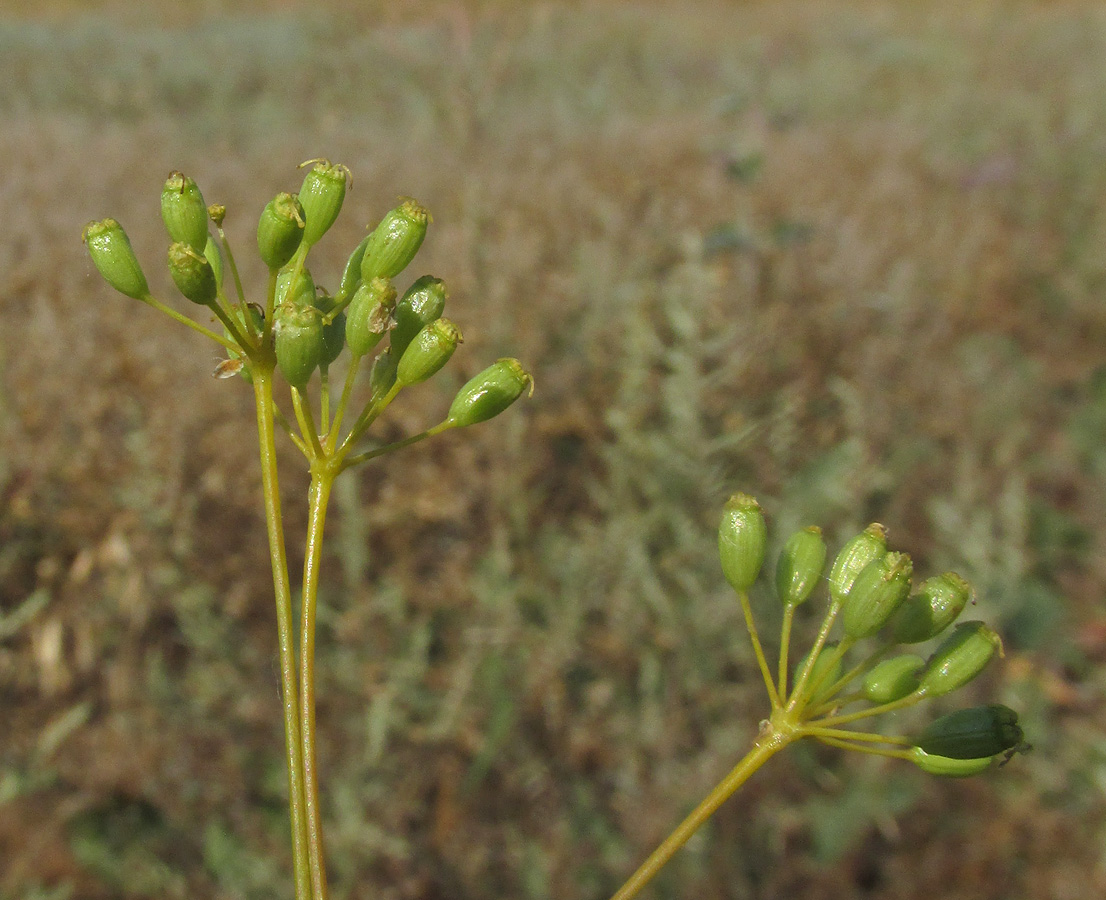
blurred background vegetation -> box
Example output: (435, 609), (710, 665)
(1, 0), (1105, 897)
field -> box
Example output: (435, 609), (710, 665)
(2, 0), (1105, 897)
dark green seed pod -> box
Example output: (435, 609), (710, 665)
(776, 526), (826, 607)
(257, 192), (306, 269)
(274, 301), (323, 389)
(828, 524), (888, 605)
(909, 746), (995, 777)
(275, 265), (316, 308)
(892, 572), (972, 644)
(919, 621), (1002, 697)
(794, 642), (842, 705)
(862, 654), (925, 704)
(203, 235), (224, 288)
(160, 171), (209, 253)
(361, 198), (429, 283)
(391, 275), (447, 359)
(312, 293), (346, 368)
(446, 358), (534, 428)
(369, 348), (398, 398)
(916, 705), (1022, 760)
(83, 218), (149, 300)
(841, 552), (913, 640)
(396, 318), (462, 386)
(299, 159), (350, 246)
(167, 241), (217, 306)
(718, 493), (767, 592)
(345, 278), (397, 357)
(336, 234), (371, 304)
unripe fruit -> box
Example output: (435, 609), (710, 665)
(82, 218), (149, 300)
(841, 552), (913, 640)
(915, 705), (1022, 760)
(298, 159), (350, 246)
(167, 241), (217, 306)
(396, 318), (461, 386)
(160, 171), (209, 253)
(892, 573), (972, 644)
(828, 524), (888, 604)
(775, 526), (826, 607)
(345, 278), (397, 357)
(919, 621), (1002, 697)
(909, 746), (995, 777)
(445, 359), (533, 428)
(718, 494), (767, 592)
(369, 348), (398, 398)
(391, 275), (447, 359)
(361, 198), (429, 282)
(794, 642), (842, 705)
(862, 654), (925, 704)
(274, 301), (323, 389)
(257, 192), (305, 269)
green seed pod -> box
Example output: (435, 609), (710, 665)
(369, 348), (398, 398)
(862, 654), (925, 704)
(345, 278), (397, 357)
(775, 526), (826, 607)
(919, 621), (1002, 697)
(313, 293), (346, 368)
(257, 192), (306, 269)
(160, 171), (209, 253)
(794, 642), (842, 705)
(275, 265), (316, 308)
(361, 198), (429, 283)
(298, 159), (350, 246)
(203, 235), (224, 288)
(274, 301), (323, 389)
(82, 218), (149, 300)
(396, 318), (462, 386)
(718, 493), (767, 592)
(828, 524), (888, 604)
(841, 552), (913, 640)
(908, 746), (995, 777)
(391, 275), (447, 359)
(892, 572), (972, 644)
(446, 358), (534, 428)
(336, 233), (371, 303)
(167, 241), (217, 306)
(916, 705), (1022, 760)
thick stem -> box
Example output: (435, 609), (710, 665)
(252, 367), (312, 900)
(301, 470), (335, 900)
(608, 729), (790, 900)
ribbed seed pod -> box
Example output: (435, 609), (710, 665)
(918, 621), (1002, 697)
(862, 654), (925, 703)
(390, 275), (447, 359)
(718, 494), (767, 592)
(299, 160), (350, 246)
(275, 265), (316, 308)
(892, 573), (972, 644)
(909, 746), (995, 777)
(446, 359), (533, 428)
(273, 301), (323, 389)
(345, 278), (397, 357)
(204, 236), (224, 288)
(161, 171), (209, 253)
(361, 198), (429, 282)
(396, 318), (461, 386)
(828, 524), (888, 604)
(915, 705), (1022, 760)
(794, 642), (842, 705)
(841, 552), (913, 640)
(167, 242), (217, 306)
(257, 192), (306, 269)
(83, 218), (149, 300)
(776, 526), (826, 607)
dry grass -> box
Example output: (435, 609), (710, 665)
(2, 1), (1106, 898)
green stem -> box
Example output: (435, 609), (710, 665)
(737, 589), (780, 709)
(815, 691), (924, 729)
(339, 421), (453, 471)
(301, 469), (335, 900)
(785, 600), (841, 713)
(139, 293), (237, 351)
(608, 729), (790, 900)
(292, 388), (325, 461)
(777, 603), (796, 700)
(217, 225), (248, 309)
(252, 366), (312, 900)
(326, 356), (362, 453)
